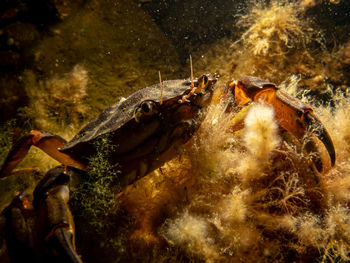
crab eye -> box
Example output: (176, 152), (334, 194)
(135, 100), (158, 122)
(141, 101), (153, 114)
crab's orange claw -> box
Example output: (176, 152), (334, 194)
(304, 112), (336, 167)
(231, 76), (336, 171)
(272, 90), (336, 169)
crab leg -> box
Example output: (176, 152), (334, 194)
(2, 192), (35, 262)
(0, 130), (86, 178)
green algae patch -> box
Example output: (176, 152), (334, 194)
(71, 134), (121, 233)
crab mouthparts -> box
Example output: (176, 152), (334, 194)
(179, 75), (216, 104)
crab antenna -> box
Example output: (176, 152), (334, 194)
(159, 71), (163, 105)
(190, 54), (194, 88)
(178, 55), (197, 104)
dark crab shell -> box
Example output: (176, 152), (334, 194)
(60, 78), (194, 153)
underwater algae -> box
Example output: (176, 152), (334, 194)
(194, 0), (348, 90)
(116, 1), (350, 262)
(0, 0), (350, 262)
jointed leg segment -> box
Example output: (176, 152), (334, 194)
(0, 130), (86, 178)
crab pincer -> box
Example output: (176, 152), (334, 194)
(33, 166), (82, 263)
(2, 166), (82, 263)
(228, 76), (335, 171)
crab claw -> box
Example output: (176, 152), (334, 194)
(34, 166), (83, 263)
(230, 76), (336, 170)
(303, 112), (336, 167)
(271, 90), (336, 171)
(46, 226), (83, 263)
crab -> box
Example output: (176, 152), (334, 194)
(0, 74), (336, 262)
(0, 74), (217, 262)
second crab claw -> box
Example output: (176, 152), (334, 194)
(228, 76), (336, 170)
(2, 166), (83, 263)
(33, 166), (83, 263)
